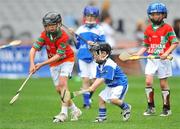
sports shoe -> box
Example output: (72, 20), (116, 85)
(70, 108), (82, 121)
(160, 109), (172, 117)
(143, 107), (155, 116)
(93, 117), (107, 123)
(121, 104), (131, 121)
(53, 113), (68, 123)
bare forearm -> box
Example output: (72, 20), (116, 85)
(40, 54), (61, 66)
(164, 43), (178, 55)
(29, 48), (37, 65)
(89, 78), (104, 91)
(136, 47), (147, 56)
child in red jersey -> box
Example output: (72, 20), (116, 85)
(134, 3), (179, 116)
(29, 12), (81, 122)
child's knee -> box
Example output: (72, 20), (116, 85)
(146, 80), (153, 86)
(110, 98), (121, 105)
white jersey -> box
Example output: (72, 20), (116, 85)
(75, 24), (106, 63)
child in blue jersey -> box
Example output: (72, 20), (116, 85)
(88, 43), (131, 122)
(75, 6), (106, 109)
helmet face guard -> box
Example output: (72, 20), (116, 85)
(42, 12), (62, 27)
(90, 43), (111, 64)
(147, 2), (167, 25)
(83, 6), (99, 27)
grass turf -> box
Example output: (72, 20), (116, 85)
(0, 76), (180, 129)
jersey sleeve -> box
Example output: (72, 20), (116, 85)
(98, 26), (106, 42)
(142, 30), (150, 48)
(98, 34), (106, 42)
(56, 42), (67, 59)
(167, 27), (179, 44)
(56, 33), (69, 59)
(99, 65), (114, 80)
(33, 36), (45, 51)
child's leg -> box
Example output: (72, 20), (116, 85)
(159, 78), (171, 116)
(81, 74), (91, 108)
(110, 99), (129, 110)
(98, 97), (106, 118)
(105, 85), (131, 121)
(145, 75), (155, 108)
(68, 100), (82, 121)
(110, 98), (131, 121)
(143, 75), (156, 116)
(157, 59), (172, 116)
(94, 96), (107, 122)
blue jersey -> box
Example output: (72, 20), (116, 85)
(96, 58), (128, 87)
(76, 24), (105, 63)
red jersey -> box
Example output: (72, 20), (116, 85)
(33, 29), (74, 67)
(142, 23), (179, 55)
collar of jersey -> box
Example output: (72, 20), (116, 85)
(46, 29), (62, 42)
(152, 21), (165, 31)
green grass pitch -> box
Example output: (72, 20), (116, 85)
(0, 76), (180, 129)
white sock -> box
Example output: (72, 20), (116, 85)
(61, 106), (68, 116)
(69, 103), (78, 111)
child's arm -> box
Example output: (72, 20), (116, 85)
(34, 54), (62, 71)
(161, 43), (179, 59)
(89, 78), (105, 91)
(133, 46), (147, 56)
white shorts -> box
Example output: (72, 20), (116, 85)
(78, 59), (97, 79)
(99, 85), (128, 103)
(50, 62), (74, 86)
(145, 59), (172, 79)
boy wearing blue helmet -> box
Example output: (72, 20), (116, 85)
(75, 6), (106, 109)
(134, 3), (179, 116)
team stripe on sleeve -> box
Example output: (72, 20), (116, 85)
(37, 38), (45, 43)
(144, 35), (148, 39)
(56, 42), (67, 59)
(171, 38), (179, 44)
(57, 49), (65, 54)
(56, 49), (66, 60)
(167, 31), (176, 37)
(33, 42), (42, 50)
(142, 42), (149, 47)
(142, 35), (149, 47)
(167, 31), (179, 44)
(33, 38), (45, 50)
(60, 43), (67, 49)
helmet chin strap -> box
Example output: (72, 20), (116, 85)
(85, 21), (96, 28)
(46, 25), (61, 40)
(149, 15), (164, 25)
(101, 55), (109, 61)
(85, 21), (96, 24)
(151, 19), (163, 25)
(96, 51), (109, 64)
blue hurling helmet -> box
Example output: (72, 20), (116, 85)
(147, 2), (167, 18)
(83, 6), (99, 17)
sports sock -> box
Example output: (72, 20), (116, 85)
(98, 108), (106, 118)
(83, 92), (90, 106)
(119, 102), (129, 110)
(69, 102), (78, 111)
(162, 90), (170, 110)
(145, 87), (155, 108)
(89, 91), (94, 98)
(61, 106), (68, 116)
